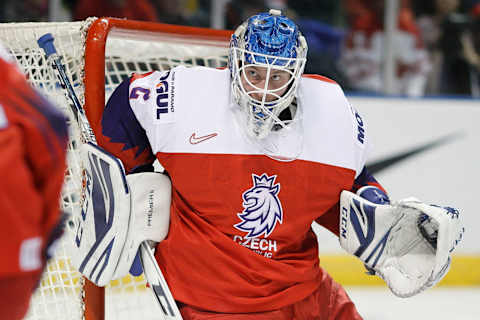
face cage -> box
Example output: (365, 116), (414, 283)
(231, 47), (306, 139)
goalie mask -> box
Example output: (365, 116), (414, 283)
(229, 9), (308, 140)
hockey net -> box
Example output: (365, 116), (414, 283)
(0, 18), (231, 320)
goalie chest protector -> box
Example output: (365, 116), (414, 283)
(125, 66), (370, 313)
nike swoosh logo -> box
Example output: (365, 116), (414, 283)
(366, 132), (464, 175)
(189, 132), (218, 144)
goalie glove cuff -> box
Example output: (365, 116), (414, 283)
(356, 186), (390, 277)
(356, 186), (390, 205)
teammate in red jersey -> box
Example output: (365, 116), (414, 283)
(0, 52), (68, 319)
(92, 9), (463, 320)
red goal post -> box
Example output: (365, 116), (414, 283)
(84, 18), (232, 139)
(0, 18), (231, 320)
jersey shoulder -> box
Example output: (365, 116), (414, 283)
(126, 66), (230, 154)
(129, 66), (228, 90)
(302, 74), (338, 85)
(128, 66), (229, 125)
(299, 73), (348, 113)
(299, 74), (369, 176)
(299, 73), (345, 104)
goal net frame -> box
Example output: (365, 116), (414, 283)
(83, 17), (232, 139)
(0, 17), (231, 320)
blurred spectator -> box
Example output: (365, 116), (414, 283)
(178, 0), (211, 27)
(73, 0), (158, 21)
(152, 1), (190, 25)
(266, 0), (288, 10)
(0, 0), (48, 22)
(225, 0), (269, 29)
(417, 0), (479, 95)
(461, 0), (480, 12)
(294, 19), (348, 85)
(461, 3), (480, 96)
(439, 0), (480, 95)
(286, 1), (350, 84)
(149, 0), (211, 27)
(340, 0), (430, 96)
(415, 0), (458, 94)
(225, 0), (297, 29)
(289, 0), (344, 26)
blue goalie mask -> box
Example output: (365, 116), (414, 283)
(229, 9), (308, 139)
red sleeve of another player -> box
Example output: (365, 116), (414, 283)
(315, 167), (386, 236)
(0, 273), (42, 320)
(0, 125), (43, 275)
(0, 59), (68, 276)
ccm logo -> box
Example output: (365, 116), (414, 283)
(156, 71), (173, 119)
(340, 206), (348, 239)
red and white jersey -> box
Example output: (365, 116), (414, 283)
(0, 58), (68, 277)
(100, 66), (378, 313)
(0, 57), (68, 320)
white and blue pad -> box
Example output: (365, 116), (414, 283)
(69, 143), (172, 286)
(69, 142), (131, 286)
(339, 190), (464, 297)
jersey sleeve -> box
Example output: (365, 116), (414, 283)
(0, 57), (68, 278)
(0, 274), (42, 320)
(99, 75), (156, 173)
(314, 98), (386, 236)
(315, 167), (386, 236)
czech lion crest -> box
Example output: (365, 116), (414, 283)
(235, 173), (283, 238)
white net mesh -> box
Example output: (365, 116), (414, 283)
(103, 29), (230, 98)
(0, 19), (229, 320)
